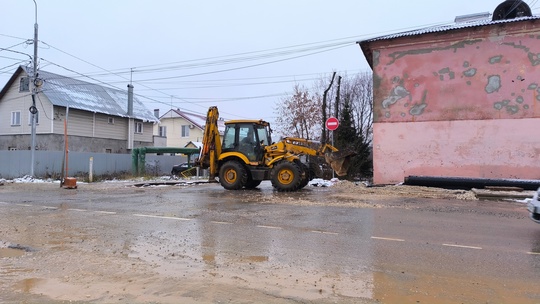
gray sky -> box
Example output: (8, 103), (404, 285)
(1, 1), (536, 124)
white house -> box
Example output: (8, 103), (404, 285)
(156, 108), (225, 148)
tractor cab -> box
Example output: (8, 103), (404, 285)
(222, 120), (272, 162)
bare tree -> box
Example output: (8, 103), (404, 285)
(341, 72), (373, 146)
(274, 84), (322, 140)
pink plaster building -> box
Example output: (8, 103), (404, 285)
(359, 1), (540, 185)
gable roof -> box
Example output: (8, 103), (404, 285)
(358, 15), (540, 68)
(0, 66), (158, 122)
(161, 108), (226, 134)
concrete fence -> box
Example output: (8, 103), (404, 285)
(0, 150), (188, 179)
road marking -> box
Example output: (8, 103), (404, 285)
(16, 204), (31, 207)
(67, 208), (87, 212)
(43, 206), (58, 210)
(311, 230), (339, 235)
(443, 243), (482, 250)
(527, 252), (540, 255)
(371, 236), (405, 242)
(211, 221), (232, 225)
(0, 202), (7, 205)
(133, 214), (191, 221)
(257, 225), (282, 230)
(95, 211), (117, 215)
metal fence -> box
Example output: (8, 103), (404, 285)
(0, 150), (187, 179)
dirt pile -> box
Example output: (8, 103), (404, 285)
(330, 180), (478, 200)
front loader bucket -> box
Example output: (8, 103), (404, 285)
(325, 150), (356, 176)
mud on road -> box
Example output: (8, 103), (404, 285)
(0, 180), (530, 303)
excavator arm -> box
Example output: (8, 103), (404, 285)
(196, 106), (222, 180)
(266, 137), (355, 176)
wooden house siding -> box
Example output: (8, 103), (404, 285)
(0, 81), (55, 135)
(94, 113), (128, 140)
(134, 121), (155, 143)
(63, 108), (94, 137)
(0, 77), (33, 134)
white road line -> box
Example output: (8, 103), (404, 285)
(133, 214), (191, 221)
(67, 208), (87, 212)
(16, 204), (31, 207)
(371, 236), (405, 242)
(443, 243), (482, 250)
(311, 230), (339, 235)
(527, 251), (540, 255)
(211, 221), (232, 225)
(0, 202), (7, 205)
(256, 225), (282, 230)
(43, 206), (58, 210)
(95, 211), (117, 215)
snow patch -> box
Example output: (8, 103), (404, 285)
(308, 178), (340, 187)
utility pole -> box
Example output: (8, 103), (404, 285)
(335, 76), (342, 119)
(321, 72), (336, 145)
(29, 0), (39, 176)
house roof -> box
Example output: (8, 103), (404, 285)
(185, 141), (203, 149)
(358, 15), (540, 68)
(0, 66), (158, 122)
(161, 108), (226, 134)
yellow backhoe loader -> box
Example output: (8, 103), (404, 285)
(196, 106), (355, 191)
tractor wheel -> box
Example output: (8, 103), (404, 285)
(300, 163), (315, 188)
(271, 161), (304, 192)
(219, 161), (248, 190)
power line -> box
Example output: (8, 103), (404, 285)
(0, 33), (27, 41)
(0, 60), (28, 72)
(131, 45), (350, 83)
(2, 16), (461, 120)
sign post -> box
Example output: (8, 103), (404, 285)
(325, 117), (339, 178)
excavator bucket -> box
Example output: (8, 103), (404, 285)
(325, 150), (356, 176)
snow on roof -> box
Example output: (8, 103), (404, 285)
(185, 141), (203, 149)
(35, 68), (158, 122)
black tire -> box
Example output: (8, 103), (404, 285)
(271, 161), (303, 192)
(219, 161), (248, 190)
(298, 162), (310, 189)
(244, 178), (262, 189)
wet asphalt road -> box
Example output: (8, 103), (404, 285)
(1, 180), (540, 303)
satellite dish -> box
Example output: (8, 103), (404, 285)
(492, 0), (532, 21)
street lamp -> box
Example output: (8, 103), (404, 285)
(29, 0), (39, 176)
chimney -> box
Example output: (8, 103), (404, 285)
(154, 109), (160, 119)
(127, 84), (134, 116)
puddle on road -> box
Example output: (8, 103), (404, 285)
(129, 229), (374, 301)
(0, 247), (26, 258)
(16, 278), (43, 293)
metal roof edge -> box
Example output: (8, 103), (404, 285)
(358, 15), (540, 45)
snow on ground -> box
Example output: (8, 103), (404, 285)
(308, 178), (338, 187)
(0, 175), (59, 184)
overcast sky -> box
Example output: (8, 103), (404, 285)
(1, 1), (538, 124)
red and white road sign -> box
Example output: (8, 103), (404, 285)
(325, 117), (339, 131)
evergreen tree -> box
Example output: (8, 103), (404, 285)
(335, 100), (372, 179)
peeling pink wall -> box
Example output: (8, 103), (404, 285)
(374, 118), (540, 184)
(368, 20), (540, 184)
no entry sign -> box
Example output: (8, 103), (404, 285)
(325, 117), (339, 131)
